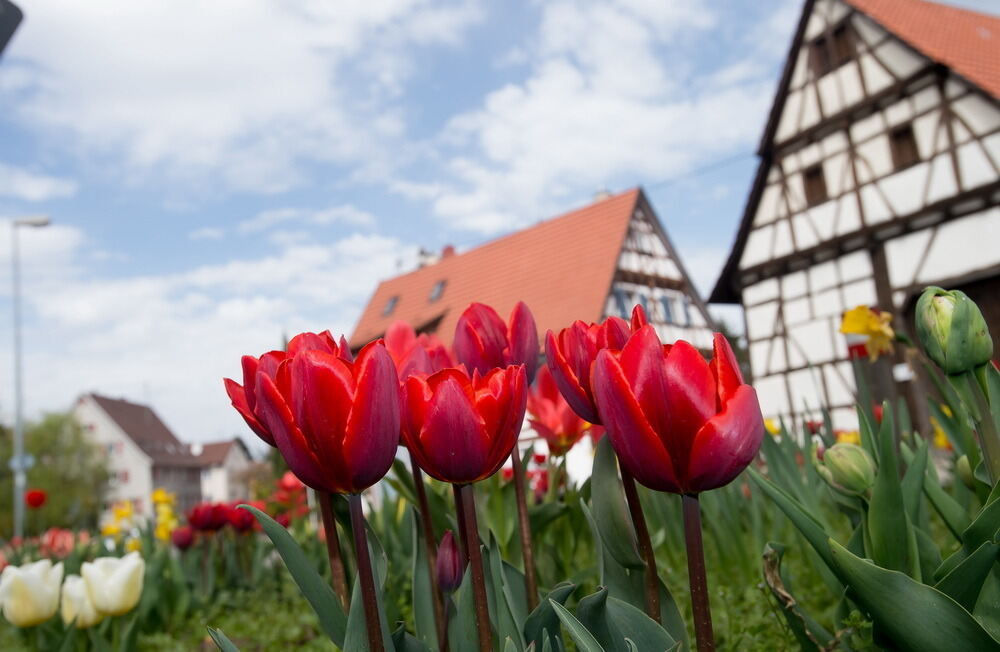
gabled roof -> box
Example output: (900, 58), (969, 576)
(195, 438), (252, 467)
(710, 0), (1000, 303)
(86, 393), (201, 467)
(349, 188), (642, 348)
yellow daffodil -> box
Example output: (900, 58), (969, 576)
(835, 430), (861, 445)
(100, 522), (121, 538)
(111, 501), (133, 522)
(151, 488), (175, 506)
(764, 418), (781, 436)
(931, 417), (953, 451)
(124, 538), (142, 553)
(840, 305), (895, 361)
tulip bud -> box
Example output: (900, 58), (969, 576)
(956, 455), (976, 491)
(61, 575), (104, 628)
(0, 560), (63, 627)
(81, 551), (145, 617)
(916, 287), (993, 375)
(817, 443), (876, 497)
(171, 525), (194, 550)
(435, 531), (465, 593)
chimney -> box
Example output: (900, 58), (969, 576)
(593, 188), (612, 202)
(441, 244), (456, 259)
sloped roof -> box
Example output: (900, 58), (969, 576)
(710, 0), (1000, 303)
(87, 393), (201, 467)
(349, 188), (641, 348)
(847, 0), (1000, 99)
(195, 438), (251, 467)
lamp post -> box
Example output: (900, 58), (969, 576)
(10, 215), (49, 539)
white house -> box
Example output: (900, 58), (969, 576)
(73, 393), (203, 519)
(194, 438), (255, 503)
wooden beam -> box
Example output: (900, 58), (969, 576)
(614, 269), (686, 292)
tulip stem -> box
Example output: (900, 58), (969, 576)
(510, 445), (539, 611)
(348, 494), (385, 652)
(453, 484), (468, 559)
(959, 370), (1000, 485)
(682, 494), (715, 652)
(410, 456), (448, 650)
(317, 492), (350, 609)
(620, 469), (660, 623)
(456, 484), (492, 652)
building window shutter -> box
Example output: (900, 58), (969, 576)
(803, 165), (828, 207)
(889, 124), (920, 170)
(831, 24), (854, 67)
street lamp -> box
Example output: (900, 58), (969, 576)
(10, 215), (49, 539)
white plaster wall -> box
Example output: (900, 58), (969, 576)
(201, 467), (228, 504)
(73, 397), (154, 521)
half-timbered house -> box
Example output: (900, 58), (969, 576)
(350, 187), (715, 354)
(710, 0), (1000, 429)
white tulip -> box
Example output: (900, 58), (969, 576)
(81, 551), (145, 616)
(0, 559), (63, 627)
(61, 574), (104, 628)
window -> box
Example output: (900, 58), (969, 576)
(831, 24), (854, 68)
(889, 124), (920, 170)
(803, 165), (828, 207)
(429, 280), (446, 302)
(682, 297), (692, 327)
(810, 36), (832, 77)
(382, 295), (399, 316)
(660, 296), (675, 324)
(612, 288), (629, 319)
(809, 23), (855, 77)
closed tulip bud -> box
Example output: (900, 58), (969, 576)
(593, 328), (765, 494)
(61, 575), (103, 628)
(956, 454), (976, 491)
(385, 321), (454, 380)
(454, 302), (539, 383)
(916, 287), (993, 375)
(818, 443), (876, 497)
(402, 365), (527, 484)
(81, 551), (145, 617)
(435, 530), (465, 593)
(0, 559), (63, 627)
(228, 504), (256, 532)
(171, 525), (194, 550)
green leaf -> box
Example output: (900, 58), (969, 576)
(934, 541), (1000, 611)
(409, 507), (439, 650)
(921, 462), (971, 540)
(901, 440), (929, 524)
(528, 502), (568, 538)
(575, 587), (677, 652)
(239, 504), (346, 646)
(867, 403), (916, 577)
(524, 582), (575, 651)
(207, 627), (241, 652)
(762, 542), (834, 652)
(118, 614), (139, 652)
(55, 625), (77, 652)
(748, 469), (836, 572)
(392, 625), (433, 652)
(550, 599), (605, 652)
(591, 437), (644, 569)
(486, 535), (526, 649)
(829, 538), (1000, 651)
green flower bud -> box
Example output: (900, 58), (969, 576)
(955, 455), (976, 491)
(915, 286), (993, 375)
(818, 443), (876, 497)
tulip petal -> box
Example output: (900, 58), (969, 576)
(343, 343), (401, 492)
(687, 386), (765, 492)
(509, 301), (540, 383)
(617, 326), (672, 441)
(255, 372), (328, 490)
(224, 377), (274, 446)
(481, 366), (527, 477)
(287, 331), (337, 357)
(454, 303), (509, 375)
(384, 321), (417, 364)
(545, 329), (599, 424)
(290, 351), (355, 485)
(417, 375), (490, 483)
(711, 333), (743, 407)
(630, 304), (648, 331)
(593, 350), (681, 492)
(662, 340), (716, 476)
(240, 355), (260, 411)
(600, 316), (632, 349)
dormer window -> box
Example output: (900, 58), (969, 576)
(429, 280), (446, 302)
(890, 124), (919, 171)
(803, 165), (828, 207)
(810, 23), (855, 77)
(382, 295), (399, 316)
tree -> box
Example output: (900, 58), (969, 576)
(0, 413), (110, 539)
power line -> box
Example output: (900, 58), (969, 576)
(645, 150), (756, 191)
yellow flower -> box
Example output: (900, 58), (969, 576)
(764, 418), (781, 436)
(941, 404), (953, 418)
(154, 523), (173, 542)
(100, 522), (121, 538)
(835, 430), (861, 445)
(124, 538), (142, 553)
(931, 417), (953, 451)
(111, 501), (133, 522)
(151, 488), (175, 506)
(840, 305), (895, 361)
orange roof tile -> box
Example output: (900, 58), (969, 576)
(847, 0), (1000, 98)
(349, 189), (641, 348)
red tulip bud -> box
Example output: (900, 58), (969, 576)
(171, 525), (194, 550)
(435, 530), (465, 593)
(228, 504), (256, 532)
(454, 302), (539, 383)
(25, 488), (47, 509)
(385, 321), (454, 380)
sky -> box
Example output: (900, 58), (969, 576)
(0, 0), (996, 451)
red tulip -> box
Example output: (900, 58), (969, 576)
(24, 488), (47, 509)
(501, 466), (514, 482)
(527, 365), (589, 456)
(255, 340), (400, 494)
(225, 331), (351, 446)
(544, 314), (632, 424)
(275, 513), (292, 528)
(401, 365), (527, 484)
(188, 502), (230, 531)
(593, 327), (765, 494)
(454, 302), (539, 383)
(434, 530), (465, 593)
(229, 503), (256, 532)
(384, 321), (454, 380)
(277, 471), (304, 493)
(171, 525), (194, 550)
(532, 452), (547, 465)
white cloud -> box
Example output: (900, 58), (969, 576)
(0, 162), (78, 201)
(189, 227), (225, 241)
(4, 0), (484, 194)
(238, 204), (376, 234)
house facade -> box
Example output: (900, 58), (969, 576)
(710, 0), (1000, 429)
(195, 438), (255, 503)
(350, 187), (715, 352)
(73, 393), (203, 519)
